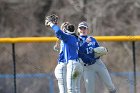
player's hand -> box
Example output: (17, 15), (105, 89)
(53, 40), (60, 52)
(53, 44), (60, 52)
(45, 14), (58, 26)
(86, 37), (91, 43)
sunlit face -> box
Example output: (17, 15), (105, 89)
(78, 26), (88, 36)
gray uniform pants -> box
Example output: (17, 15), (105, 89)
(80, 59), (116, 93)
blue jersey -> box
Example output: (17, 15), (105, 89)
(57, 41), (66, 63)
(78, 35), (100, 64)
(51, 24), (78, 62)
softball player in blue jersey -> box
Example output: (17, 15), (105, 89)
(45, 17), (83, 93)
(54, 22), (73, 93)
(54, 40), (67, 93)
(78, 21), (116, 93)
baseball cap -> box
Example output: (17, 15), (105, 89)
(78, 21), (88, 28)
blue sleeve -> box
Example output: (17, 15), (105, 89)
(91, 37), (100, 47)
(51, 25), (69, 42)
(95, 40), (100, 47)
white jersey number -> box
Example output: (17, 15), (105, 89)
(86, 47), (93, 54)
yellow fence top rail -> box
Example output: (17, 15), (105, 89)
(94, 36), (140, 42)
(0, 36), (140, 43)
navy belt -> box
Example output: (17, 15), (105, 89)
(84, 60), (97, 66)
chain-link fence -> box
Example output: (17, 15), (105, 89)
(0, 40), (139, 93)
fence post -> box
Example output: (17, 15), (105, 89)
(132, 41), (136, 93)
(48, 74), (54, 93)
(12, 43), (17, 93)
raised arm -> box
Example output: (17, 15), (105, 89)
(45, 14), (69, 42)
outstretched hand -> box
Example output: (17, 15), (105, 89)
(45, 14), (58, 26)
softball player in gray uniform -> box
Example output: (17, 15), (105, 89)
(54, 23), (69, 93)
(54, 40), (67, 93)
(45, 18), (83, 93)
(78, 21), (116, 93)
(54, 22), (74, 93)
